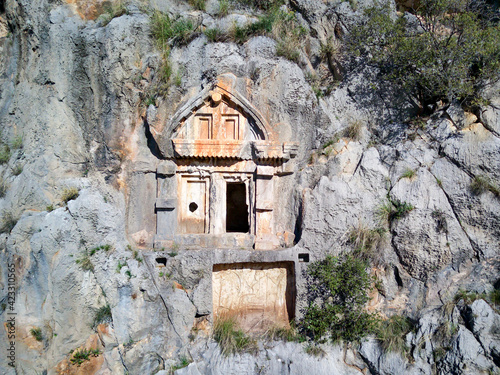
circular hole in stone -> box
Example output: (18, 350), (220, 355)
(189, 202), (198, 212)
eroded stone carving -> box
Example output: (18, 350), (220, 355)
(212, 262), (295, 332)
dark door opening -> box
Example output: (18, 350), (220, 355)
(226, 182), (249, 233)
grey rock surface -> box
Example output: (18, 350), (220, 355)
(0, 0), (498, 374)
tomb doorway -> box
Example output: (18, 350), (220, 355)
(226, 182), (249, 233)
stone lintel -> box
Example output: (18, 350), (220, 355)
(154, 233), (255, 250)
(172, 139), (297, 160)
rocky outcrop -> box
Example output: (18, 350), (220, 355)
(0, 0), (498, 374)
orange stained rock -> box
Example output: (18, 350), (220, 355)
(55, 334), (104, 375)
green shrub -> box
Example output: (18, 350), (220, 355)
(234, 0), (285, 11)
(93, 305), (112, 329)
(217, 0), (230, 17)
(151, 11), (197, 49)
(204, 27), (226, 42)
(0, 178), (8, 198)
(30, 327), (43, 342)
(213, 314), (257, 355)
(10, 135), (23, 150)
(376, 315), (414, 353)
(188, 0), (206, 11)
(347, 0), (500, 111)
(132, 249), (143, 262)
(171, 356), (191, 372)
(271, 10), (307, 63)
(431, 210), (448, 233)
(70, 348), (100, 366)
(342, 120), (363, 141)
(454, 289), (486, 305)
(90, 244), (112, 256)
(377, 198), (414, 224)
(98, 0), (127, 26)
(348, 225), (385, 263)
(12, 164), (22, 176)
(61, 187), (79, 204)
(116, 260), (126, 273)
(76, 251), (94, 272)
(265, 323), (305, 343)
(400, 168), (416, 180)
(0, 211), (18, 233)
(0, 144), (11, 164)
(489, 289), (500, 306)
(300, 255), (379, 343)
(470, 175), (500, 197)
(46, 205), (54, 212)
(229, 8), (307, 60)
(304, 344), (326, 357)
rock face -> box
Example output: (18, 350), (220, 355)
(0, 0), (498, 374)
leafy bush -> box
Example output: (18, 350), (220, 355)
(93, 305), (112, 329)
(30, 327), (42, 342)
(213, 314), (257, 355)
(151, 11), (197, 49)
(376, 315), (414, 353)
(347, 0), (500, 111)
(70, 348), (100, 366)
(61, 187), (79, 204)
(377, 198), (414, 224)
(227, 8), (307, 61)
(300, 255), (379, 343)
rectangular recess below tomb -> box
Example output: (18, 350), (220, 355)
(212, 262), (295, 333)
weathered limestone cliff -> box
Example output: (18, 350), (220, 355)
(0, 0), (499, 374)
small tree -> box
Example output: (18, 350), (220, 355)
(301, 255), (379, 343)
(347, 0), (500, 112)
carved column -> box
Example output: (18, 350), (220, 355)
(156, 161), (177, 237)
(255, 166), (279, 250)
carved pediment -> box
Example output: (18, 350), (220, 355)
(163, 74), (298, 160)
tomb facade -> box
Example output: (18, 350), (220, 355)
(152, 74), (298, 251)
(130, 74), (303, 333)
